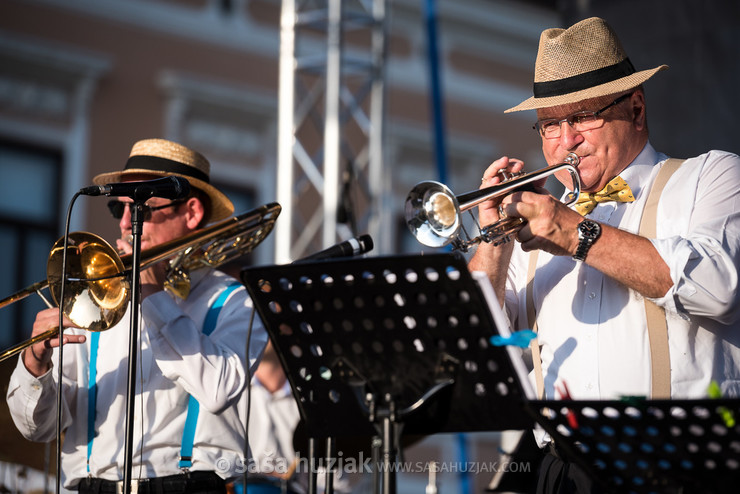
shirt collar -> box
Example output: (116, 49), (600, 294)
(253, 376), (293, 398)
(616, 141), (668, 201)
(188, 268), (209, 292)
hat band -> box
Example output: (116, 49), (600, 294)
(532, 58), (636, 98)
(125, 155), (210, 184)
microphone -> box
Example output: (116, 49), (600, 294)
(295, 234), (374, 263)
(80, 176), (191, 201)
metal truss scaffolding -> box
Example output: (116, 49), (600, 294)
(276, 0), (388, 263)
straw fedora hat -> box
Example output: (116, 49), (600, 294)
(505, 17), (668, 113)
(93, 138), (234, 223)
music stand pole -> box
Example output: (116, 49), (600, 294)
(371, 436), (381, 494)
(325, 437), (335, 494)
(122, 201), (145, 494)
(304, 435), (337, 494)
(381, 401), (397, 494)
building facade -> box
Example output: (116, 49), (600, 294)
(0, 0), (557, 491)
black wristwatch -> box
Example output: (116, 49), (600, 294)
(573, 219), (601, 261)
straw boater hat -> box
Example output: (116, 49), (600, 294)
(505, 17), (668, 113)
(93, 138), (234, 223)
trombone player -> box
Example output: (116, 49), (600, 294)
(6, 138), (268, 494)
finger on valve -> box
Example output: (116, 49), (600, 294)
(117, 234), (133, 255)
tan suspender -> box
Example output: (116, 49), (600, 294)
(636, 158), (684, 397)
(527, 158), (685, 399)
(526, 252), (545, 399)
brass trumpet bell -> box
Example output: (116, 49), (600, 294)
(405, 181), (460, 248)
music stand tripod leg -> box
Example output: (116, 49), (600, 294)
(325, 437), (335, 494)
(381, 414), (397, 494)
(306, 436), (337, 494)
(369, 394), (398, 494)
(371, 436), (381, 494)
(307, 437), (316, 494)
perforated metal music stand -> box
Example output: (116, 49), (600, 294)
(241, 253), (534, 494)
(527, 397), (740, 493)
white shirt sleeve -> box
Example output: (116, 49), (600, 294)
(650, 150), (740, 325)
(143, 283), (268, 414)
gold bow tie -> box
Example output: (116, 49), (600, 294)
(573, 176), (635, 215)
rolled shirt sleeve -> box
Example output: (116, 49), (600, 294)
(650, 150), (740, 325)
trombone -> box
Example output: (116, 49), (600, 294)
(405, 153), (581, 251)
(0, 202), (281, 362)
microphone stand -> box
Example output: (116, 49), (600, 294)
(122, 201), (145, 494)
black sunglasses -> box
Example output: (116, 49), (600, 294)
(107, 199), (186, 221)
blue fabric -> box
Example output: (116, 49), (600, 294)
(179, 282), (241, 469)
(178, 397), (201, 469)
(490, 329), (537, 349)
(87, 331), (101, 472)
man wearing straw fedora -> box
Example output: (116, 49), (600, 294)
(7, 139), (268, 493)
(469, 17), (740, 493)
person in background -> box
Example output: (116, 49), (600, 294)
(7, 138), (268, 494)
(239, 341), (354, 494)
(242, 340), (303, 493)
(468, 17), (740, 493)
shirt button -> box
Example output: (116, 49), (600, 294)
(588, 292), (597, 299)
(586, 383), (593, 390)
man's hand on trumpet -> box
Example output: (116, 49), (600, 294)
(470, 156), (532, 304)
(477, 156), (583, 257)
(478, 156), (526, 227)
(497, 188), (583, 257)
(24, 307), (84, 377)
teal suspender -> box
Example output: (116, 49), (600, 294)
(87, 331), (101, 472)
(86, 282), (241, 472)
(179, 282), (241, 469)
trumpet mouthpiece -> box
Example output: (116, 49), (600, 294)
(564, 153), (580, 167)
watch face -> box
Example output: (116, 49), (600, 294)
(579, 220), (601, 239)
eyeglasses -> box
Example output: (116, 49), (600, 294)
(107, 199), (185, 221)
(533, 92), (634, 139)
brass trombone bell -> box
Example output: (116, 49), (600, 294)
(0, 232), (129, 363)
(47, 232), (130, 332)
(405, 153), (581, 251)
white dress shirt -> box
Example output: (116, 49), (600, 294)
(6, 269), (268, 489)
(505, 143), (740, 400)
(247, 378), (300, 477)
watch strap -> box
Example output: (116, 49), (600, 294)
(573, 237), (594, 261)
(573, 220), (600, 261)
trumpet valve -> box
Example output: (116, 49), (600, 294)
(497, 170), (525, 182)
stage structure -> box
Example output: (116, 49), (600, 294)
(276, 0), (389, 264)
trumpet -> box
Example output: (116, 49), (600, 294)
(405, 153), (581, 251)
(0, 202), (281, 362)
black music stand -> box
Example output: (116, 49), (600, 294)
(241, 253), (535, 494)
(526, 397), (740, 493)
